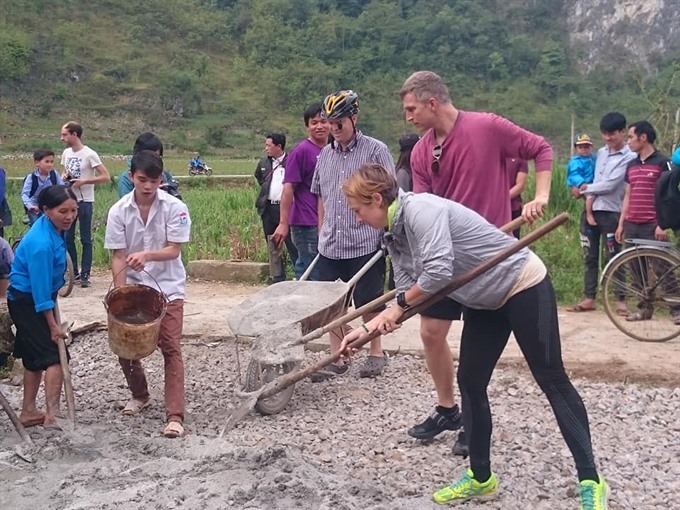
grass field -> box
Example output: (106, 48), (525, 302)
(0, 159), (645, 305)
(0, 154), (259, 178)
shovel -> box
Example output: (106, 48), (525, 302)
(0, 387), (36, 463)
(220, 213), (556, 435)
(54, 299), (76, 427)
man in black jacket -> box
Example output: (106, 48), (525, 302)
(254, 133), (298, 282)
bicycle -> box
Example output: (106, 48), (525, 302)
(600, 238), (680, 342)
(11, 222), (75, 298)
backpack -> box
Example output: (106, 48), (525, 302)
(654, 162), (680, 230)
(25, 170), (58, 198)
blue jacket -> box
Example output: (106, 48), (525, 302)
(8, 215), (66, 312)
(672, 146), (680, 166)
(566, 154), (596, 188)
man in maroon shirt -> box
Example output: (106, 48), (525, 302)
(398, 70), (553, 454)
(614, 120), (679, 323)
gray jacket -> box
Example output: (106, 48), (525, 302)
(582, 145), (636, 212)
(384, 191), (529, 310)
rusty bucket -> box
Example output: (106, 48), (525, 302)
(104, 283), (167, 360)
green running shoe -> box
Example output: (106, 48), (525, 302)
(579, 477), (609, 510)
(432, 469), (498, 505)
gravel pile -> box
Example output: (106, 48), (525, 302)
(1, 332), (678, 509)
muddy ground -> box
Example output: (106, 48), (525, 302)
(1, 277), (679, 509)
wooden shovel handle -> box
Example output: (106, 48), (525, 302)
(54, 301), (76, 426)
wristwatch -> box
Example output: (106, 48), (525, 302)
(396, 291), (410, 310)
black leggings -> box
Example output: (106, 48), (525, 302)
(458, 277), (597, 481)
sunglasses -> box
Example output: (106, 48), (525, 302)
(432, 145), (442, 174)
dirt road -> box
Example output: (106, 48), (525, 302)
(59, 274), (680, 386)
(1, 275), (679, 510)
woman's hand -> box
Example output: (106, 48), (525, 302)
(49, 323), (67, 344)
(374, 305), (404, 334)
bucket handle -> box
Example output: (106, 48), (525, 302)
(103, 266), (169, 310)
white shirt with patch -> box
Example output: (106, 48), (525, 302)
(60, 145), (103, 202)
(105, 190), (192, 301)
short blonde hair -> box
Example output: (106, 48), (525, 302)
(342, 164), (398, 206)
(399, 70), (451, 104)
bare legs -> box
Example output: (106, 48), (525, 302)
(20, 364), (63, 428)
(420, 316), (457, 407)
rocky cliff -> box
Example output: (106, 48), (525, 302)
(566, 0), (680, 72)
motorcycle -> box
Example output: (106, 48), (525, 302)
(160, 179), (183, 201)
(188, 160), (213, 176)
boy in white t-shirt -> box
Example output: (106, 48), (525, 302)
(60, 121), (111, 288)
(104, 150), (192, 438)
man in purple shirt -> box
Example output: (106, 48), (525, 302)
(273, 103), (330, 280)
(399, 70), (553, 455)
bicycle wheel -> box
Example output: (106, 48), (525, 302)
(601, 247), (680, 342)
(58, 252), (75, 298)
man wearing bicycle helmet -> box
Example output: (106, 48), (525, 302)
(309, 90), (394, 381)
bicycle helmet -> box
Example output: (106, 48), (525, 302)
(322, 90), (360, 120)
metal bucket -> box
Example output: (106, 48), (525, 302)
(104, 283), (167, 360)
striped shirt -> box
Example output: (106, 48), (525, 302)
(311, 131), (395, 259)
(624, 150), (672, 224)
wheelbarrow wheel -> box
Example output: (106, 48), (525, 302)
(244, 359), (299, 415)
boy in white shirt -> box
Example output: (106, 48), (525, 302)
(104, 150), (192, 438)
(60, 121), (111, 288)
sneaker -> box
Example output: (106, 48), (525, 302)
(310, 363), (349, 383)
(408, 405), (462, 440)
(74, 273), (81, 282)
(80, 277), (91, 288)
(579, 477), (609, 510)
(452, 429), (469, 458)
(432, 469), (498, 505)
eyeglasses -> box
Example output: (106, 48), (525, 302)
(432, 145), (442, 174)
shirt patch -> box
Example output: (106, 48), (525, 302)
(178, 211), (189, 226)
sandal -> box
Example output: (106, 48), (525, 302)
(122, 398), (151, 416)
(359, 352), (388, 378)
(616, 307), (630, 317)
(310, 363), (349, 383)
(566, 303), (596, 313)
(626, 310), (653, 322)
(163, 420), (185, 438)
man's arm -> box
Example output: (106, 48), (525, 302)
(614, 184), (631, 244)
(254, 159), (266, 186)
(509, 171), (528, 200)
(126, 242), (183, 273)
(272, 183), (294, 247)
(317, 195), (324, 231)
(581, 156), (632, 196)
(111, 249), (128, 288)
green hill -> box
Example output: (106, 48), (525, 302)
(0, 0), (678, 157)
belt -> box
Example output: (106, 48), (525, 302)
(269, 200), (281, 205)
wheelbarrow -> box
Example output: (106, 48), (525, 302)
(227, 215), (531, 418)
(228, 249), (387, 415)
(220, 214), (569, 435)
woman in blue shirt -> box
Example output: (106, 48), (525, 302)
(8, 185), (78, 429)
